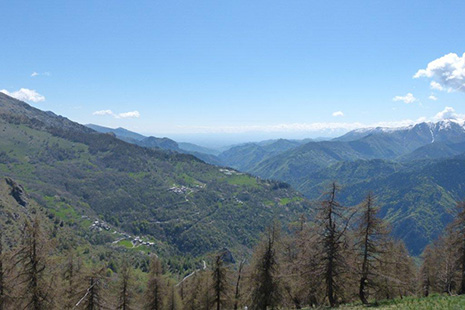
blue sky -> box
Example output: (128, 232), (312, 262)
(1, 1), (465, 146)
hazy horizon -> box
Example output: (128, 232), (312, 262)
(1, 1), (465, 142)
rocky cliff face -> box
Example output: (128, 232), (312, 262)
(5, 177), (27, 207)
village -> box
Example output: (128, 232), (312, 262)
(87, 217), (156, 248)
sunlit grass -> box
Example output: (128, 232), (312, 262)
(325, 294), (465, 309)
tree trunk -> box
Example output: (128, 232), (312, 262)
(233, 260), (244, 310)
(359, 197), (371, 305)
(359, 276), (368, 304)
(0, 232), (4, 310)
(460, 241), (465, 295)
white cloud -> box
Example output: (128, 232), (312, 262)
(429, 94), (438, 101)
(414, 52), (465, 92)
(30, 71), (50, 77)
(393, 93), (416, 104)
(93, 110), (114, 116)
(93, 109), (140, 119)
(118, 111), (140, 119)
(0, 88), (45, 103)
(332, 111), (344, 117)
(433, 106), (465, 121)
(430, 81), (443, 91)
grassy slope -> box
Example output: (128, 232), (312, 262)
(334, 295), (465, 309)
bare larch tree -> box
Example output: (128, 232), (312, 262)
(250, 223), (282, 310)
(144, 256), (165, 310)
(316, 182), (352, 307)
(117, 260), (134, 310)
(13, 216), (53, 310)
(355, 193), (389, 304)
(212, 252), (229, 310)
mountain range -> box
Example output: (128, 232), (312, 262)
(232, 121), (465, 254)
(88, 118), (465, 255)
(7, 90), (465, 256)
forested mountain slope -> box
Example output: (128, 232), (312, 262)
(284, 155), (465, 255)
(217, 139), (304, 171)
(232, 121), (465, 255)
(0, 92), (311, 257)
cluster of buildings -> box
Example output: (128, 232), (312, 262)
(89, 219), (111, 231)
(168, 185), (192, 194)
(132, 236), (155, 247)
(234, 197), (244, 204)
(219, 168), (242, 175)
(86, 217), (156, 248)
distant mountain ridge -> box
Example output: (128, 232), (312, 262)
(86, 124), (313, 168)
(86, 124), (146, 142)
(335, 120), (465, 143)
(250, 120), (465, 181)
(86, 123), (222, 165)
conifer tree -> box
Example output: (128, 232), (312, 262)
(181, 273), (197, 310)
(422, 233), (457, 295)
(13, 216), (54, 310)
(0, 229), (5, 310)
(200, 272), (212, 310)
(450, 201), (465, 295)
(182, 270), (210, 310)
(166, 280), (182, 310)
(316, 183), (352, 307)
(74, 268), (106, 310)
(435, 234), (457, 294)
(355, 193), (389, 304)
(304, 234), (324, 306)
(85, 276), (103, 310)
(62, 250), (83, 310)
(250, 223), (282, 310)
(212, 252), (229, 310)
(145, 256), (165, 310)
(281, 231), (307, 309)
(393, 241), (416, 298)
(117, 260), (134, 310)
(378, 240), (416, 300)
(233, 260), (244, 310)
(420, 244), (435, 297)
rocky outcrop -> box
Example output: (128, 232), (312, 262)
(220, 247), (235, 264)
(5, 177), (27, 206)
